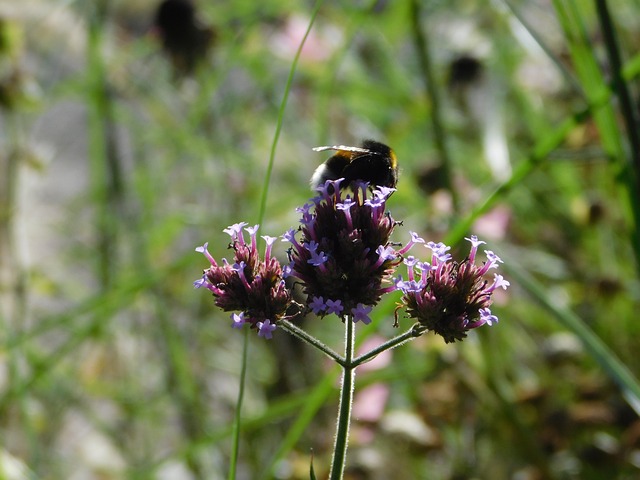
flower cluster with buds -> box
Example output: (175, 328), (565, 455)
(394, 235), (510, 343)
(193, 223), (292, 339)
(282, 179), (402, 325)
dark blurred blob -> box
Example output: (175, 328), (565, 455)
(414, 163), (448, 196)
(0, 70), (25, 111)
(448, 54), (483, 89)
(587, 198), (606, 225)
(153, 0), (215, 76)
(594, 276), (623, 298)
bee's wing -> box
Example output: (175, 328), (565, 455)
(312, 145), (372, 154)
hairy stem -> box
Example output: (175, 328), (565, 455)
(329, 317), (355, 480)
(279, 319), (345, 366)
(352, 323), (426, 368)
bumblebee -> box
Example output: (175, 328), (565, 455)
(310, 139), (398, 191)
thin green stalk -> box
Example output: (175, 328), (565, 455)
(594, 0), (640, 270)
(86, 0), (123, 288)
(445, 106), (589, 246)
(257, 0), (324, 222)
(0, 112), (39, 471)
(409, 0), (459, 214)
(228, 327), (249, 480)
(229, 3), (324, 478)
(352, 323), (426, 368)
(552, 0), (640, 271)
(279, 319), (345, 366)
(329, 317), (355, 480)
(501, 0), (584, 96)
(0, 114), (26, 323)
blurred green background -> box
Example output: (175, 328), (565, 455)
(1, 0), (640, 478)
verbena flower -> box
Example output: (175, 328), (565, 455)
(283, 179), (401, 320)
(194, 192), (508, 343)
(395, 235), (509, 343)
(193, 224), (292, 338)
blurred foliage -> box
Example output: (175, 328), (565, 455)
(0, 0), (639, 479)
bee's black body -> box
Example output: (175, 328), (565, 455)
(310, 140), (398, 191)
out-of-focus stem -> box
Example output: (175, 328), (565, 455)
(410, 0), (459, 214)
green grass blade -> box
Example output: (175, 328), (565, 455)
(552, 0), (640, 270)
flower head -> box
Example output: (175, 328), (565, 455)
(396, 236), (508, 343)
(194, 224), (293, 339)
(286, 181), (401, 318)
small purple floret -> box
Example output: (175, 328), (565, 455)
(351, 303), (372, 324)
(231, 312), (246, 329)
(309, 296), (326, 315)
(257, 319), (277, 339)
(326, 299), (344, 316)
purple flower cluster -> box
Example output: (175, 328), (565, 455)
(193, 223), (292, 338)
(395, 235), (509, 343)
(193, 184), (508, 341)
(283, 179), (401, 324)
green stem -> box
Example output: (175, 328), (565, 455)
(86, 0), (122, 289)
(257, 0), (324, 222)
(279, 319), (345, 366)
(228, 327), (249, 480)
(352, 323), (426, 368)
(409, 0), (459, 214)
(329, 317), (355, 480)
(502, 0), (584, 96)
(594, 0), (640, 166)
(594, 0), (640, 272)
(444, 104), (592, 246)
